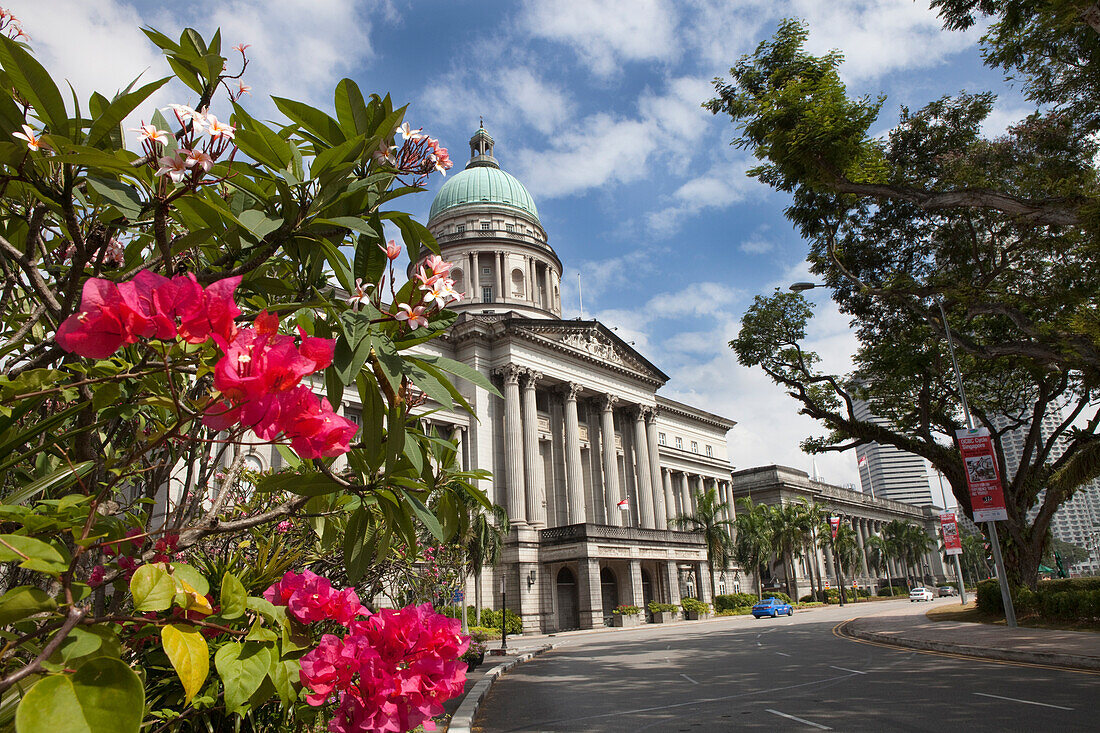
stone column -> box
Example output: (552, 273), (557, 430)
(452, 425), (465, 470)
(824, 543), (835, 584)
(561, 382), (586, 525)
(578, 559), (603, 629)
(521, 370), (545, 528)
(528, 257), (536, 304)
(644, 410), (665, 529)
(599, 395), (621, 527)
(467, 252), (477, 300)
(631, 407), (656, 528)
(662, 469), (675, 528)
(854, 517), (869, 577)
(628, 559), (645, 609)
(665, 561), (682, 605)
(497, 251), (505, 301)
(689, 476), (699, 514)
(679, 473), (691, 518)
(495, 365), (526, 526)
(698, 561), (713, 603)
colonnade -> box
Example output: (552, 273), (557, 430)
(817, 515), (945, 588)
(493, 364), (733, 530)
(463, 250), (553, 308)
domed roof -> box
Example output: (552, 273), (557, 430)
(428, 165), (540, 223)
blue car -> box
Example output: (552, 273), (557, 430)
(752, 597), (793, 618)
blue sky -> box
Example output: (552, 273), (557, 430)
(19, 0), (1024, 500)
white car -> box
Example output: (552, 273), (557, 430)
(909, 587), (934, 602)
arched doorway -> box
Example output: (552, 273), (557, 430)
(600, 567), (619, 624)
(555, 567), (579, 631)
(641, 568), (654, 621)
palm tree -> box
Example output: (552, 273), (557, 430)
(671, 486), (736, 600)
(764, 502), (805, 600)
(733, 498), (772, 601)
(797, 500), (828, 602)
(866, 534), (896, 595)
(832, 524), (862, 598)
(904, 523), (936, 586)
(465, 502), (509, 630)
(881, 520), (913, 591)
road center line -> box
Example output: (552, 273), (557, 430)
(973, 692), (1073, 710)
(680, 674), (699, 684)
(776, 651), (791, 657)
(765, 708), (832, 730)
(829, 665), (866, 675)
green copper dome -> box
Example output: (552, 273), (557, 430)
(428, 165), (540, 223)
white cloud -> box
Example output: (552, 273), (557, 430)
(645, 154), (760, 236)
(980, 103), (1031, 139)
(518, 0), (681, 77)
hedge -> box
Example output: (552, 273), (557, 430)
(648, 601), (679, 613)
(763, 592), (791, 604)
(976, 578), (1100, 621)
(877, 587), (906, 597)
(681, 597), (712, 614)
(438, 605), (524, 634)
(714, 593), (757, 611)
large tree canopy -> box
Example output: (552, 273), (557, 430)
(711, 9), (1100, 588)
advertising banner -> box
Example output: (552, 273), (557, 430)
(940, 512), (962, 556)
(829, 516), (840, 540)
(955, 427), (1008, 522)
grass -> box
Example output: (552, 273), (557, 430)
(926, 600), (1100, 633)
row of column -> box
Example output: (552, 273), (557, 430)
(820, 516), (944, 585)
(495, 364), (732, 530)
(464, 251), (551, 307)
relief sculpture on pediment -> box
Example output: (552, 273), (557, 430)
(562, 332), (624, 365)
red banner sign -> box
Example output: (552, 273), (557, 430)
(955, 427), (1008, 522)
(940, 512), (962, 556)
(829, 516), (840, 540)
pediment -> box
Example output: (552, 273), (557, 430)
(511, 320), (669, 384)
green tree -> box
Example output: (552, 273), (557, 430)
(1042, 537), (1090, 568)
(671, 486), (736, 600)
(761, 502), (806, 600)
(866, 534), (896, 592)
(464, 501), (510, 629)
(733, 497), (773, 601)
(713, 16), (1100, 590)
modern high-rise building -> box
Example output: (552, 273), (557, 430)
(853, 399), (935, 507)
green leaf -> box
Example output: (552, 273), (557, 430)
(271, 97), (345, 146)
(0, 35), (68, 138)
(0, 586), (56, 626)
(51, 626), (121, 665)
(343, 507), (375, 583)
(270, 658), (300, 705)
(3, 461), (94, 506)
(237, 209), (282, 241)
(256, 471), (342, 497)
(245, 596), (278, 620)
(168, 563), (209, 596)
(334, 78), (370, 137)
(86, 77), (171, 148)
(129, 564), (175, 612)
(413, 354), (501, 397)
(15, 657), (144, 733)
(214, 642), (272, 715)
(219, 572), (246, 620)
(315, 216), (377, 238)
(406, 494), (444, 541)
(0, 535), (68, 575)
(161, 624), (208, 704)
(86, 178), (144, 220)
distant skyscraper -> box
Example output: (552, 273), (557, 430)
(853, 399), (934, 507)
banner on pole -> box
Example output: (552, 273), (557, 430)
(940, 512), (963, 556)
(829, 516), (840, 540)
(955, 427), (1008, 522)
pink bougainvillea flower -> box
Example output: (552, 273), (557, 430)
(395, 303), (428, 331)
(116, 269), (176, 340)
(278, 387), (359, 459)
(130, 124), (170, 145)
(176, 274), (242, 344)
(55, 278), (127, 358)
(155, 153), (190, 183)
(12, 124), (45, 151)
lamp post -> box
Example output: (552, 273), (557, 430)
(499, 575), (508, 652)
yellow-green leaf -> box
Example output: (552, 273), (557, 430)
(161, 624), (209, 704)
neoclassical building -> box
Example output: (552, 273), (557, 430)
(408, 127), (739, 632)
(729, 465), (948, 599)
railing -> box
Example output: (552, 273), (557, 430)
(538, 523), (706, 546)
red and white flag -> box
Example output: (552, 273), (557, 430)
(617, 498), (630, 511)
(858, 455), (868, 466)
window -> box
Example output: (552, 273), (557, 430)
(691, 441), (698, 453)
(674, 437), (683, 449)
(658, 432), (666, 446)
(482, 267), (491, 275)
(345, 408), (362, 438)
(505, 223), (514, 233)
(481, 286), (493, 303)
(456, 224), (465, 233)
(705, 445), (713, 457)
(480, 221), (490, 230)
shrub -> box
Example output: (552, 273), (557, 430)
(877, 586), (905, 597)
(648, 601), (679, 613)
(681, 597), (712, 614)
(715, 593), (758, 611)
(478, 608), (523, 634)
(764, 592), (791, 604)
(612, 604), (642, 615)
(976, 579), (1005, 613)
(468, 626), (502, 641)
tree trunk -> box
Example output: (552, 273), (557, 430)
(883, 555), (894, 595)
(1004, 532), (1044, 591)
(460, 547), (469, 635)
(755, 565), (763, 601)
(805, 545), (817, 602)
(474, 568), (483, 626)
(785, 552), (797, 600)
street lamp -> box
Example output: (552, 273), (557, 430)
(788, 282), (823, 292)
(499, 575), (508, 652)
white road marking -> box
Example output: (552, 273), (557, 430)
(973, 692), (1073, 710)
(765, 708), (831, 729)
(776, 651), (791, 657)
(829, 665), (866, 675)
(680, 674), (699, 685)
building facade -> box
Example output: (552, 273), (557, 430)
(853, 399), (935, 507)
(729, 465), (947, 599)
(411, 127), (739, 632)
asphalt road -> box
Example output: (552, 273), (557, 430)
(472, 599), (1098, 732)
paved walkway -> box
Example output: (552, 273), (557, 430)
(839, 602), (1100, 670)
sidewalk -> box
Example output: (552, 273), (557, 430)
(444, 645), (553, 733)
(838, 603), (1100, 671)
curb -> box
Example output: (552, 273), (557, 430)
(836, 618), (1100, 671)
(446, 644), (555, 733)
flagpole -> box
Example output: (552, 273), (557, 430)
(859, 454), (876, 499)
